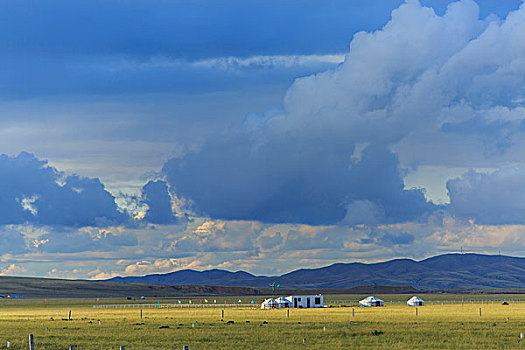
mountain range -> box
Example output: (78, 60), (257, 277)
(105, 253), (525, 290)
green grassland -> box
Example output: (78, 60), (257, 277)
(1, 295), (525, 349)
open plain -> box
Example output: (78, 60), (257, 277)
(1, 295), (525, 349)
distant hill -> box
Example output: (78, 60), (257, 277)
(105, 253), (525, 290)
(0, 276), (261, 298)
(0, 276), (419, 299)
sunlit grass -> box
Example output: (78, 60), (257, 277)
(0, 296), (524, 349)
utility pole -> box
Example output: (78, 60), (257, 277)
(270, 282), (280, 298)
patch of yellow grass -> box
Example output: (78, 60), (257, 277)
(0, 298), (523, 349)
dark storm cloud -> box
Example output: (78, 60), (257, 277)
(141, 180), (177, 225)
(164, 142), (434, 225)
(447, 167), (525, 225)
(0, 152), (128, 226)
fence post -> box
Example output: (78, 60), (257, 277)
(29, 334), (34, 350)
(416, 307), (418, 316)
(352, 308), (354, 318)
(479, 308), (482, 317)
(221, 309), (224, 320)
(140, 309), (142, 319)
(287, 309), (289, 319)
(68, 310), (72, 320)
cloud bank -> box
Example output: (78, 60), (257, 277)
(3, 0), (525, 278)
(0, 152), (128, 226)
(164, 0), (525, 226)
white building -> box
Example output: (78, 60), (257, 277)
(260, 295), (323, 309)
(359, 296), (384, 307)
(407, 296), (424, 306)
(287, 295), (323, 308)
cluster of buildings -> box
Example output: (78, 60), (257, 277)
(359, 295), (424, 307)
(261, 295), (425, 308)
(261, 295), (324, 309)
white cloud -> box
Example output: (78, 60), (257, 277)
(0, 264), (28, 276)
(4, 1), (525, 278)
(123, 257), (208, 276)
(191, 54), (345, 70)
(4, 213), (525, 278)
(90, 54), (345, 72)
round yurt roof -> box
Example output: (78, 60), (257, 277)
(262, 298), (276, 304)
(361, 296), (383, 302)
(408, 296), (423, 302)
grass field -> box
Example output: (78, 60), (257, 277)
(1, 295), (525, 349)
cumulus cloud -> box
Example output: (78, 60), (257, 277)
(162, 0), (525, 226)
(0, 152), (128, 226)
(120, 255), (233, 276)
(255, 231), (283, 251)
(191, 54), (345, 70)
(0, 264), (28, 276)
(5, 214), (522, 278)
(425, 215), (525, 256)
(170, 220), (264, 253)
(447, 167), (525, 224)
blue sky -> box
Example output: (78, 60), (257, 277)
(0, 0), (524, 278)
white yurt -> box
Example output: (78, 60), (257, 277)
(407, 296), (424, 306)
(261, 298), (277, 309)
(275, 297), (292, 308)
(358, 296), (384, 307)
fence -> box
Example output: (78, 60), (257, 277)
(325, 298), (525, 306)
(94, 298), (525, 309)
(93, 303), (257, 309)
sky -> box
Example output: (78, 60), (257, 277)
(0, 0), (525, 279)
